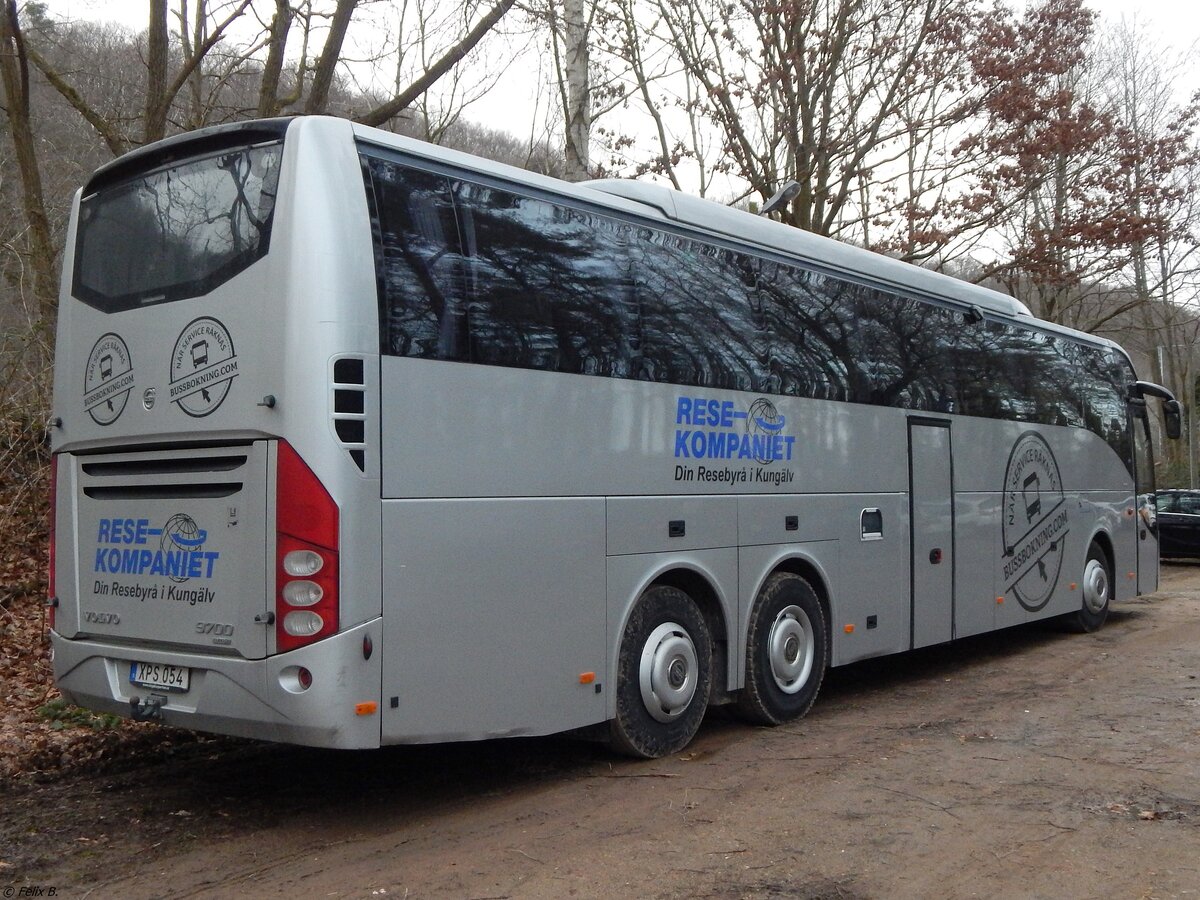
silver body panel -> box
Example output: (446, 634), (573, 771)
(380, 497), (607, 742)
(375, 354), (1138, 738)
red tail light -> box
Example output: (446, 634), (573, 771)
(47, 454), (57, 631)
(275, 442), (338, 653)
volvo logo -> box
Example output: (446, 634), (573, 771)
(143, 387), (157, 410)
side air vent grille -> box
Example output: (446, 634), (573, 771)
(331, 356), (368, 472)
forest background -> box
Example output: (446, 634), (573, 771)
(1, 0), (1198, 774)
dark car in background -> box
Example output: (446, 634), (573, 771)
(1155, 490), (1200, 559)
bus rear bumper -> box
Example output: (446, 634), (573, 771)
(50, 619), (383, 750)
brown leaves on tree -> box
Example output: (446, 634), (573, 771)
(958, 0), (1199, 327)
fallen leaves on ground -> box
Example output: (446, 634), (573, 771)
(1, 417), (201, 784)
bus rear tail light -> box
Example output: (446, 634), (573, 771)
(47, 454), (57, 631)
(275, 442), (339, 653)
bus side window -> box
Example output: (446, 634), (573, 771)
(452, 183), (635, 377)
(364, 158), (468, 361)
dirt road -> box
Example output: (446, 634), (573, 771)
(3, 566), (1199, 899)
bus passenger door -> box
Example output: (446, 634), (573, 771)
(1134, 410), (1159, 595)
(909, 420), (954, 648)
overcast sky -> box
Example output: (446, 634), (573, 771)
(48, 0), (1200, 48)
(1086, 0), (1200, 41)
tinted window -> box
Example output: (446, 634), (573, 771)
(365, 159), (470, 360)
(74, 143), (282, 311)
(631, 231), (760, 390)
(456, 182), (638, 376)
(1167, 493), (1200, 514)
(1079, 346), (1133, 468)
(850, 289), (960, 412)
(362, 149), (1135, 471)
(757, 264), (853, 401)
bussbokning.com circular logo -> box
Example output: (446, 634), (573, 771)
(169, 317), (239, 417)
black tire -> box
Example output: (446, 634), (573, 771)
(1065, 542), (1111, 633)
(609, 584), (712, 758)
(736, 572), (828, 726)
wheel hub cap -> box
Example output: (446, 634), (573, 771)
(1082, 558), (1109, 614)
(768, 605), (815, 695)
(640, 622), (698, 723)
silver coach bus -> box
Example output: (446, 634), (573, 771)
(49, 116), (1180, 758)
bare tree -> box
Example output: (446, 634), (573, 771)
(256, 0), (293, 116)
(0, 0), (56, 325)
(621, 0), (982, 247)
(28, 0), (254, 149)
(349, 0), (527, 143)
(1095, 19), (1200, 478)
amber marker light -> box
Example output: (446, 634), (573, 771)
(355, 702), (378, 716)
(996, 596), (1004, 604)
(1070, 583), (1078, 591)
(844, 624), (855, 633)
(579, 672), (596, 685)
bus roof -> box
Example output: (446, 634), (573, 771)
(583, 178), (1035, 320)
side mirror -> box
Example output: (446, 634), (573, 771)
(1164, 399), (1182, 440)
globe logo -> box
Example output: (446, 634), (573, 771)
(160, 514), (208, 583)
(746, 398), (787, 464)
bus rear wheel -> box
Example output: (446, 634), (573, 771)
(609, 584), (712, 758)
(1065, 542), (1112, 633)
(736, 572), (827, 726)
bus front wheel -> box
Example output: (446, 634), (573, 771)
(736, 572), (828, 726)
(1066, 542), (1112, 633)
(609, 584), (712, 758)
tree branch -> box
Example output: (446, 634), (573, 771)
(25, 44), (129, 154)
(355, 0), (517, 128)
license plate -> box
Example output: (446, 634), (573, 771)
(129, 661), (190, 692)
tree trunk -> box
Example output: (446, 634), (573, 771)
(562, 0), (590, 181)
(0, 0), (58, 330)
(305, 0), (357, 114)
(144, 0), (170, 142)
(258, 0), (293, 117)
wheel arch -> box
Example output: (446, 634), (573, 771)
(741, 550), (835, 678)
(1088, 528), (1115, 580)
(609, 557), (736, 712)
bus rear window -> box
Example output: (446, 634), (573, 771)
(73, 142), (282, 312)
